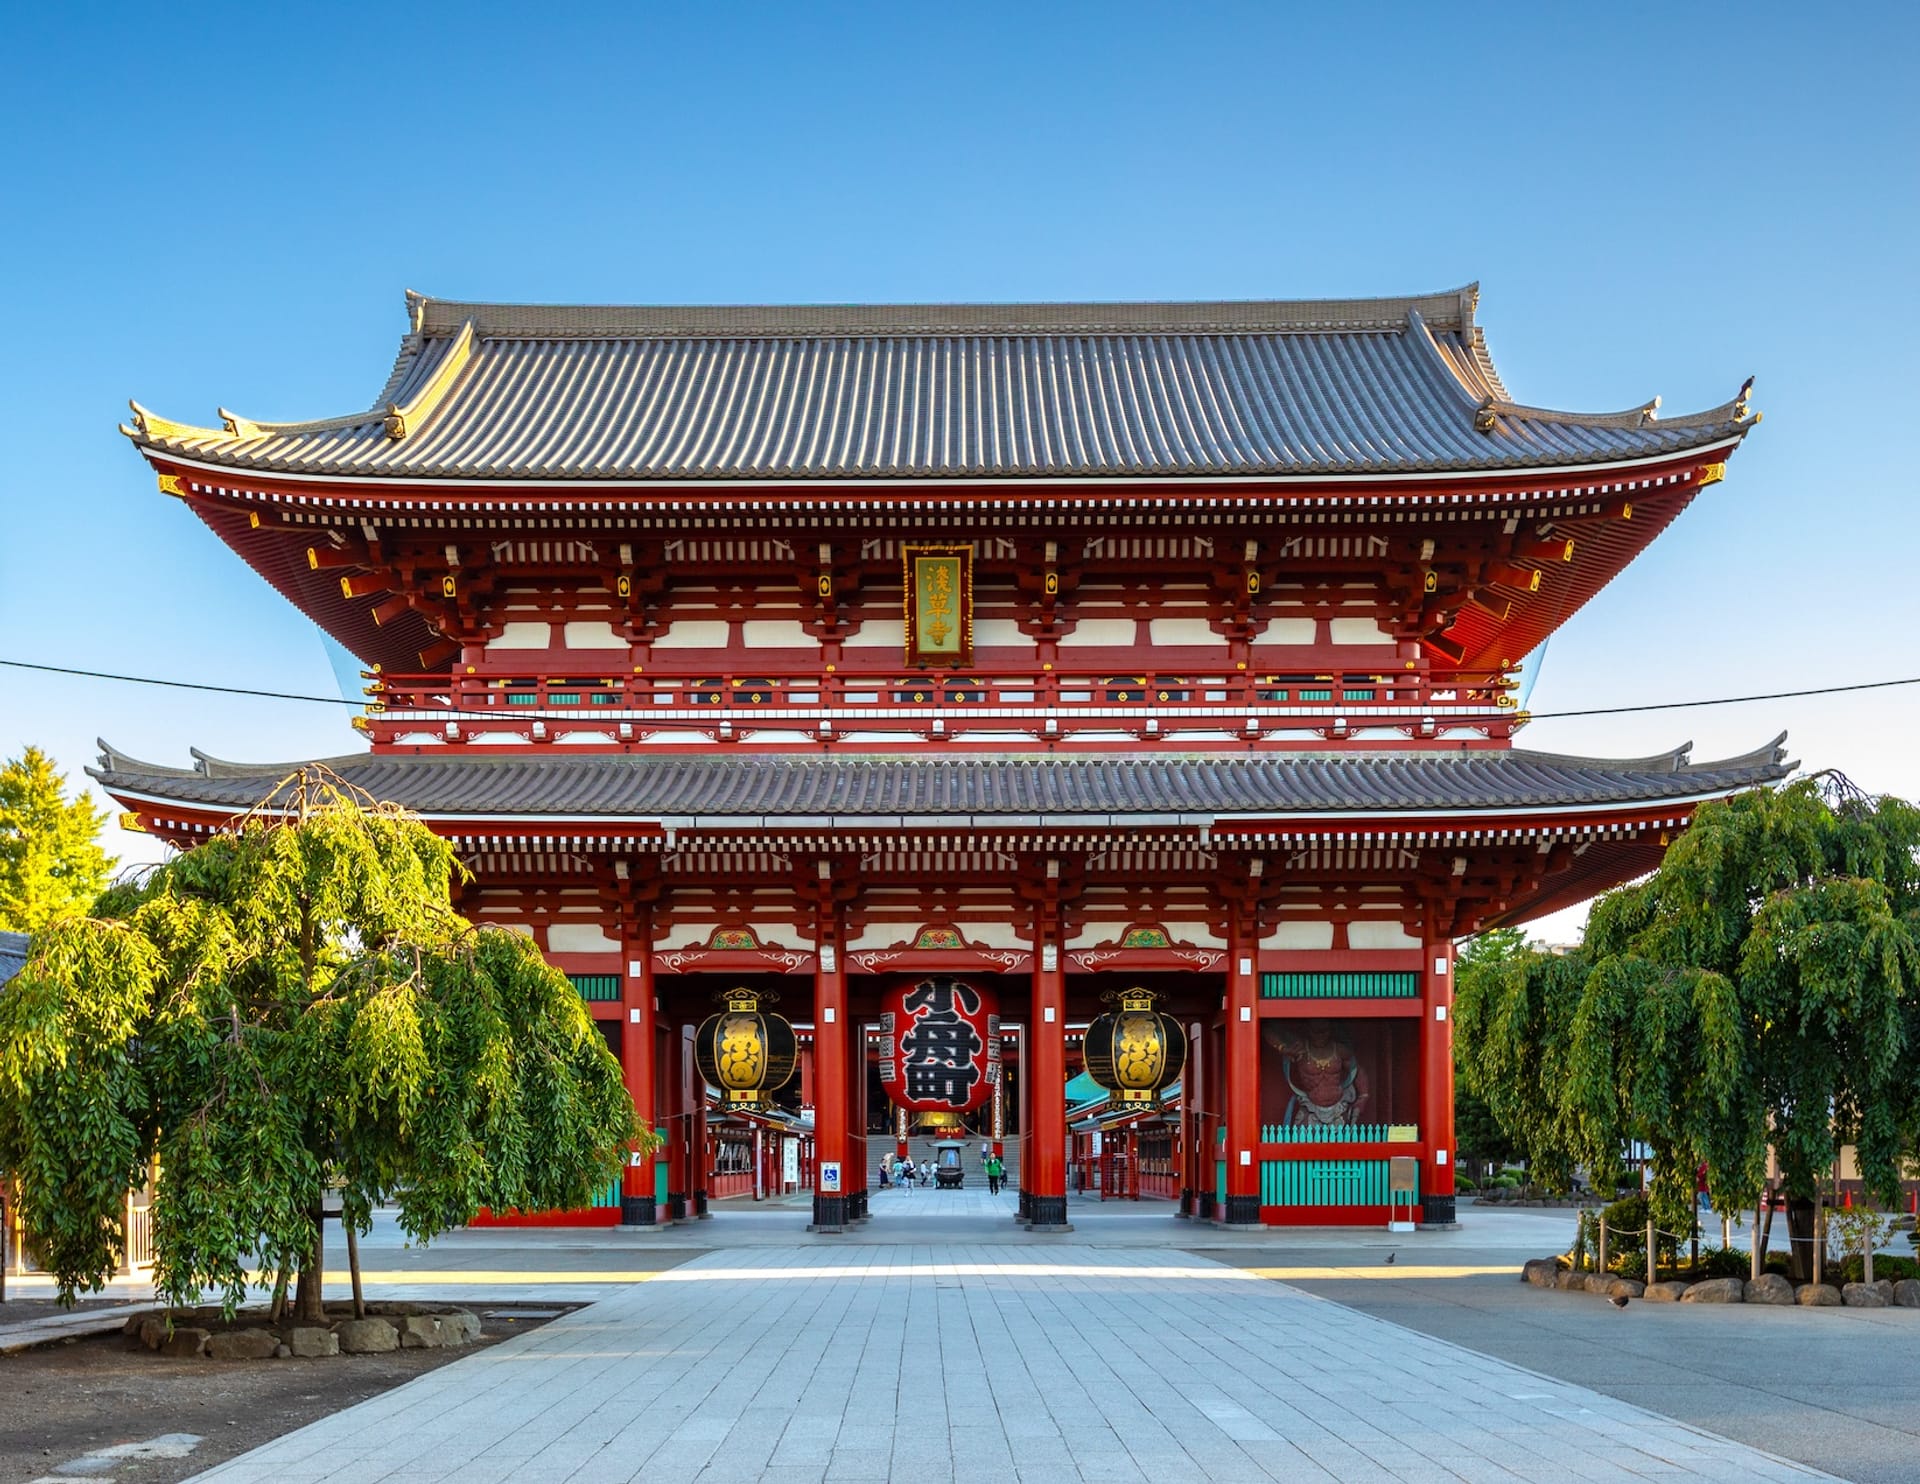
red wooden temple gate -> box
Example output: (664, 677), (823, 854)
(103, 286), (1782, 1231)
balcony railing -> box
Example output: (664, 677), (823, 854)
(358, 665), (1521, 746)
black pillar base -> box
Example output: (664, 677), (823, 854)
(809, 1194), (847, 1232)
(1197, 1192), (1217, 1220)
(1421, 1194), (1458, 1226)
(620, 1195), (657, 1228)
(1176, 1187), (1194, 1218)
(1221, 1194), (1261, 1227)
(1016, 1189), (1032, 1222)
(669, 1191), (688, 1221)
(1026, 1194), (1072, 1231)
(848, 1189), (869, 1221)
(694, 1190), (710, 1219)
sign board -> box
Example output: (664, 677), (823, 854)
(1386, 1125), (1418, 1144)
(782, 1137), (800, 1186)
(819, 1161), (842, 1194)
(1388, 1156), (1418, 1195)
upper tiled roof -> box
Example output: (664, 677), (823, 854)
(124, 286), (1756, 483)
(93, 737), (1792, 825)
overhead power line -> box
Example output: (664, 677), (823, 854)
(4, 657), (1919, 725)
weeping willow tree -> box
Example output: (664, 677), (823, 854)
(0, 773), (644, 1317)
(1456, 777), (1920, 1275)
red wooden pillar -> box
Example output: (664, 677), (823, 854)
(1421, 937), (1458, 1225)
(1028, 924), (1071, 1231)
(1179, 1017), (1203, 1218)
(660, 1020), (686, 1222)
(811, 918), (850, 1232)
(619, 917), (659, 1227)
(1223, 901), (1261, 1227)
(1015, 1024), (1032, 1220)
(846, 1014), (868, 1221)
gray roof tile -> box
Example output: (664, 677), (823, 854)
(92, 738), (1792, 825)
(125, 288), (1754, 482)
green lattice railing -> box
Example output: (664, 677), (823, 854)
(590, 1179), (621, 1209)
(1261, 1123), (1417, 1144)
(569, 974), (621, 1002)
(1261, 971), (1419, 999)
(1261, 1159), (1417, 1206)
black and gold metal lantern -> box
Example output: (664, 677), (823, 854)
(695, 988), (798, 1111)
(1083, 987), (1186, 1106)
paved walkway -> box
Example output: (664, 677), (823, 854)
(183, 1243), (1832, 1484)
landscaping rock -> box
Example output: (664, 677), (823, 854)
(1606, 1278), (1645, 1300)
(137, 1315), (170, 1351)
(1522, 1259), (1559, 1288)
(334, 1318), (399, 1354)
(1643, 1281), (1691, 1302)
(288, 1327), (339, 1357)
(275, 1343), (292, 1359)
(398, 1315), (447, 1349)
(161, 1327), (210, 1357)
(206, 1329), (281, 1361)
(1553, 1270), (1584, 1290)
(1796, 1283), (1842, 1307)
(443, 1310), (481, 1343)
(1893, 1279), (1920, 1308)
(1680, 1277), (1745, 1304)
(1842, 1282), (1891, 1308)
(1581, 1274), (1613, 1293)
(1745, 1274), (1795, 1306)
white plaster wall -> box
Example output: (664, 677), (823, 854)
(547, 923), (619, 953)
(1148, 618), (1226, 648)
(1057, 619), (1137, 648)
(1265, 920), (1335, 949)
(972, 619), (1031, 649)
(487, 622), (552, 651)
(843, 618), (906, 649)
(1251, 619), (1317, 645)
(741, 620), (813, 648)
(1346, 921), (1420, 949)
(1329, 617), (1395, 645)
(562, 621), (626, 649)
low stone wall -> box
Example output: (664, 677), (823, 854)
(1522, 1258), (1920, 1310)
(125, 1303), (484, 1360)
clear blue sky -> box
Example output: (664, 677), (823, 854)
(3, 2), (1916, 936)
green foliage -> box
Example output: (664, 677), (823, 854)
(0, 771), (646, 1311)
(0, 747), (115, 932)
(1457, 778), (1920, 1237)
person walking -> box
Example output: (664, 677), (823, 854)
(985, 1151), (1004, 1195)
(898, 1156), (915, 1191)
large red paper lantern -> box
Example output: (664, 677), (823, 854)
(879, 977), (998, 1115)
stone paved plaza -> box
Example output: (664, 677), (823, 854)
(178, 1198), (1837, 1484)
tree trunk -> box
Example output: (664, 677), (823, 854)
(1758, 1193), (1775, 1267)
(344, 1217), (365, 1320)
(1785, 1196), (1816, 1284)
(292, 1204), (326, 1323)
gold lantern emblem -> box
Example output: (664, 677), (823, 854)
(1084, 988), (1186, 1106)
(695, 988), (798, 1111)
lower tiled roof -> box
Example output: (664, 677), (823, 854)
(93, 738), (1791, 824)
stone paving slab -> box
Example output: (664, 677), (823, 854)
(181, 1246), (1835, 1484)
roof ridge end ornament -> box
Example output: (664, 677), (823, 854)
(384, 319), (476, 440)
(124, 399), (231, 446)
(406, 288), (429, 334)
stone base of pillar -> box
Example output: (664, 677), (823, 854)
(1176, 1187), (1194, 1218)
(1219, 1194), (1262, 1228)
(848, 1190), (869, 1221)
(1197, 1191), (1217, 1220)
(1026, 1195), (1072, 1232)
(809, 1195), (847, 1232)
(1421, 1194), (1458, 1227)
(669, 1191), (688, 1220)
(1016, 1190), (1031, 1222)
(694, 1190), (710, 1218)
(620, 1196), (657, 1228)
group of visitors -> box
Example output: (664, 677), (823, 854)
(876, 1146), (1005, 1193)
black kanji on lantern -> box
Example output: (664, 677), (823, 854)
(899, 979), (985, 1108)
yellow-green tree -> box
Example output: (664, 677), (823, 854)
(0, 747), (114, 933)
(0, 772), (646, 1317)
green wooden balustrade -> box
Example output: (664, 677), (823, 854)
(1260, 971), (1419, 999)
(1261, 1159), (1416, 1207)
(1261, 1123), (1416, 1144)
(569, 974), (621, 1002)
